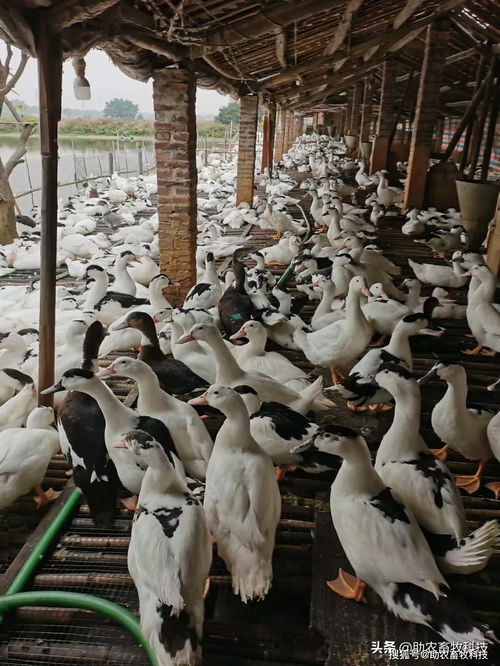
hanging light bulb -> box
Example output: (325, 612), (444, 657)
(72, 57), (91, 101)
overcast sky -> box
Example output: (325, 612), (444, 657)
(9, 48), (230, 115)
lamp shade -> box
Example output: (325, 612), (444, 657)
(73, 76), (91, 101)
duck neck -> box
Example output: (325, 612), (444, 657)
(203, 260), (219, 286)
(233, 259), (247, 295)
(471, 273), (495, 304)
(315, 284), (336, 317)
(405, 283), (421, 311)
(335, 439), (383, 495)
(141, 453), (187, 496)
(217, 399), (253, 449)
(84, 272), (107, 308)
(149, 281), (170, 309)
(137, 319), (163, 361)
(207, 332), (243, 384)
(77, 378), (135, 434)
(386, 325), (412, 363)
(345, 286), (366, 329)
(442, 374), (468, 412)
(379, 383), (425, 459)
(133, 364), (176, 410)
(245, 329), (267, 357)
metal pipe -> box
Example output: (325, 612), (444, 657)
(2, 488), (82, 601)
(0, 591), (158, 666)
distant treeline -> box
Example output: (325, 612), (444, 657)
(0, 116), (229, 138)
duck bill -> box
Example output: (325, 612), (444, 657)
(419, 328), (444, 337)
(177, 332), (195, 344)
(229, 327), (247, 341)
(112, 440), (127, 449)
(188, 391), (209, 406)
(418, 367), (438, 386)
(360, 285), (371, 297)
(113, 321), (129, 330)
(290, 437), (316, 454)
(487, 378), (500, 392)
(41, 381), (65, 395)
(97, 366), (116, 377)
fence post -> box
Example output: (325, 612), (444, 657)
(108, 151), (114, 175)
(137, 141), (143, 174)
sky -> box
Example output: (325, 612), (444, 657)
(8, 48), (230, 116)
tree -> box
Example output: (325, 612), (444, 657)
(103, 98), (138, 120)
(215, 101), (240, 124)
(0, 45), (36, 244)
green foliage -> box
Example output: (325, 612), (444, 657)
(215, 101), (240, 124)
(103, 98), (139, 120)
(58, 117), (153, 137)
(197, 121), (227, 138)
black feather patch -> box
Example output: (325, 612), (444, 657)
(253, 401), (313, 440)
(136, 416), (177, 459)
(157, 603), (199, 658)
(392, 583), (491, 640)
(135, 504), (183, 538)
(378, 363), (413, 380)
(369, 488), (410, 524)
(401, 453), (452, 509)
(319, 424), (359, 439)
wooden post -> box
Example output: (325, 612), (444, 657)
(274, 106), (286, 162)
(261, 109), (270, 173)
(480, 60), (499, 181)
(486, 194), (500, 278)
(434, 116), (445, 152)
(370, 60), (397, 173)
(137, 141), (143, 174)
(36, 22), (62, 405)
(344, 89), (353, 134)
(402, 20), (450, 210)
(360, 77), (373, 142)
(350, 83), (363, 136)
(236, 95), (258, 205)
(268, 103), (276, 170)
(153, 65), (197, 304)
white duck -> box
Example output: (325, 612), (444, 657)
(463, 264), (500, 356)
(0, 370), (36, 431)
(178, 323), (325, 413)
(0, 406), (60, 510)
(124, 429), (212, 666)
(300, 425), (495, 643)
(408, 252), (469, 288)
(419, 362), (494, 493)
(293, 276), (373, 384)
(189, 385), (281, 603)
(112, 250), (137, 296)
(375, 364), (499, 574)
(101, 357), (213, 480)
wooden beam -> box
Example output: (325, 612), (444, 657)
(36, 19), (62, 405)
(360, 76), (373, 142)
(203, 0), (334, 50)
(370, 60), (397, 172)
(469, 56), (496, 176)
(323, 0), (364, 56)
(275, 29), (287, 69)
(258, 0), (467, 91)
(46, 0), (121, 32)
(480, 60), (500, 181)
(440, 68), (493, 161)
(403, 21), (450, 210)
(393, 0), (426, 30)
(460, 54), (485, 172)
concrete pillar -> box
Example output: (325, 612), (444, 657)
(402, 21), (450, 210)
(236, 95), (258, 205)
(261, 110), (271, 173)
(153, 65), (197, 304)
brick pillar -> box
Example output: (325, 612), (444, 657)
(236, 95), (258, 205)
(370, 59), (397, 173)
(153, 65), (197, 305)
(403, 21), (450, 210)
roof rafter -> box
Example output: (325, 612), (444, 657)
(323, 0), (364, 56)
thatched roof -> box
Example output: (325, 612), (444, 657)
(1, 0), (498, 113)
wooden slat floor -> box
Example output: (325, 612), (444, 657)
(0, 173), (499, 666)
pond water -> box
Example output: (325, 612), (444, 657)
(0, 135), (155, 213)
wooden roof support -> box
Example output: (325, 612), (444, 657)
(46, 0), (122, 32)
(393, 0), (426, 30)
(262, 103), (276, 172)
(202, 0), (333, 50)
(323, 0), (364, 57)
(370, 60), (397, 173)
(459, 54), (485, 171)
(344, 88), (353, 135)
(350, 83), (363, 137)
(480, 59), (499, 181)
(36, 18), (62, 405)
(403, 20), (450, 211)
(360, 76), (373, 143)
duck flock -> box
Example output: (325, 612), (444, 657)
(0, 133), (499, 664)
